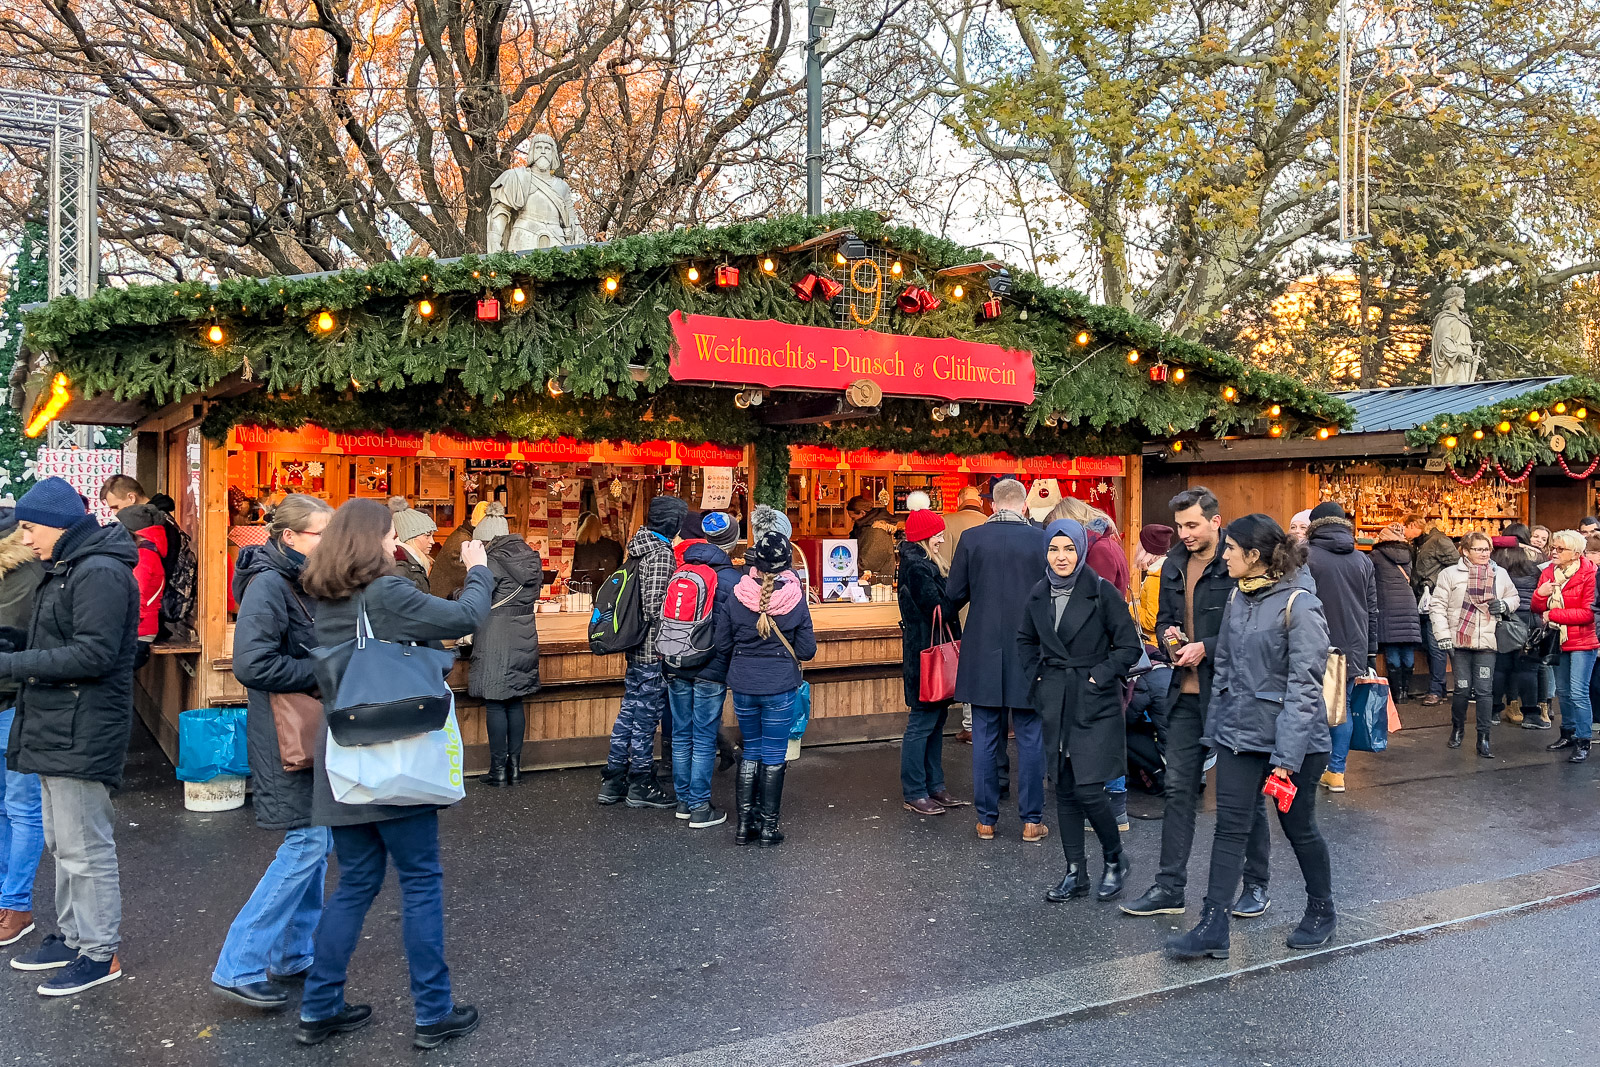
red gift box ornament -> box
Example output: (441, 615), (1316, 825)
(899, 286), (940, 313)
(981, 296), (1002, 320)
(476, 297), (500, 321)
(715, 264), (740, 288)
(1148, 363), (1169, 382)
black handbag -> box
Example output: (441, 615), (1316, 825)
(1496, 616), (1531, 655)
(313, 597), (456, 746)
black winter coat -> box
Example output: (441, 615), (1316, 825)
(947, 515), (1046, 707)
(1155, 539), (1234, 710)
(232, 541), (319, 831)
(897, 541), (960, 709)
(466, 535), (542, 701)
(0, 529), (44, 701)
(1370, 541), (1422, 645)
(1017, 573), (1144, 786)
(714, 572), (816, 695)
(661, 541), (741, 686)
(852, 507), (899, 579)
(1306, 518), (1379, 663)
(310, 568), (492, 827)
(2, 519), (139, 788)
(393, 548), (431, 594)
(1203, 569), (1332, 773)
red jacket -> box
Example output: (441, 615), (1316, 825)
(131, 524), (167, 642)
(1532, 557), (1598, 652)
(1085, 531), (1130, 598)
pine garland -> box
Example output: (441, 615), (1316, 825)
(0, 223), (47, 494)
(1404, 377), (1600, 469)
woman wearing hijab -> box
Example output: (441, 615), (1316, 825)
(1168, 515), (1336, 959)
(1532, 529), (1598, 761)
(1430, 531), (1518, 757)
(1017, 519), (1143, 903)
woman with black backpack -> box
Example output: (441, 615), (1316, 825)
(713, 506), (815, 846)
(296, 499), (492, 1051)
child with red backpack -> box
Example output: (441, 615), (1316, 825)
(659, 513), (744, 827)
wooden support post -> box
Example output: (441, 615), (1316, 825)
(199, 433), (231, 704)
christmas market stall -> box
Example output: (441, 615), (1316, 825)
(1148, 376), (1600, 538)
(17, 212), (1348, 771)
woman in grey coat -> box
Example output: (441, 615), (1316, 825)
(463, 505), (541, 787)
(1169, 514), (1335, 961)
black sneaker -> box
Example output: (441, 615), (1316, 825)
(10, 934), (77, 971)
(414, 1004), (479, 1049)
(675, 801), (693, 820)
(1120, 885), (1186, 916)
(625, 775), (675, 809)
(296, 1005), (373, 1045)
(688, 805), (727, 829)
(37, 954), (122, 996)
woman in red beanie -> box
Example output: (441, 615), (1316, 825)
(898, 508), (966, 814)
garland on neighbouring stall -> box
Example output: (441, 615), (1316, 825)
(25, 212), (1352, 445)
(1406, 377), (1600, 474)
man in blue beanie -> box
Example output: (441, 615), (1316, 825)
(2, 477), (140, 997)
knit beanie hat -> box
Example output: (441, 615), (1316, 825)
(15, 476), (88, 529)
(394, 508), (438, 544)
(1309, 501), (1347, 522)
(648, 495), (689, 537)
(1139, 524), (1174, 556)
(746, 529), (793, 574)
(387, 495), (410, 514)
(473, 502), (510, 541)
(905, 508), (945, 543)
(678, 509), (705, 540)
(751, 504), (793, 540)
(701, 511), (740, 550)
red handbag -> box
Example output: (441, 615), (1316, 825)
(918, 606), (961, 704)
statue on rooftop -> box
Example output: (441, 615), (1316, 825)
(486, 134), (587, 252)
(1430, 286), (1480, 385)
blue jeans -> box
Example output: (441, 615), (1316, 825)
(1327, 676), (1360, 773)
(212, 826), (331, 986)
(1383, 645), (1415, 673)
(732, 689), (795, 766)
(1556, 649), (1598, 740)
(0, 705), (44, 911)
(669, 678), (727, 808)
(301, 812), (453, 1027)
(971, 706), (1044, 825)
(900, 704), (949, 801)
(1422, 620), (1448, 696)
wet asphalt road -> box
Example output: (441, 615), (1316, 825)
(2, 702), (1598, 1066)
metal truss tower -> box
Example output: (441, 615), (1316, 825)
(0, 91), (98, 299)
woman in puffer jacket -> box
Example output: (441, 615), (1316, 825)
(1430, 531), (1518, 757)
(1531, 529), (1598, 762)
(462, 505), (541, 787)
(1168, 514), (1334, 961)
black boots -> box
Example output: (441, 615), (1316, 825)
(1121, 884), (1186, 916)
(1286, 895), (1338, 950)
(716, 731), (737, 771)
(1477, 732), (1492, 759)
(1548, 733), (1575, 752)
(757, 763), (787, 846)
(1570, 739), (1591, 763)
(1045, 864), (1090, 902)
(506, 755), (522, 784)
(1448, 726), (1464, 749)
(1232, 883), (1271, 919)
(1168, 901), (1231, 959)
(734, 760), (761, 845)
(1097, 852), (1130, 901)
(597, 766), (628, 805)
(478, 758), (509, 787)
(625, 772), (674, 809)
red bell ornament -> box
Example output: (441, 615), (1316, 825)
(793, 273), (821, 300)
(816, 275), (843, 300)
(899, 286), (940, 313)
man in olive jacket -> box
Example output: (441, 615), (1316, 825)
(1, 478), (140, 996)
(1405, 513), (1459, 704)
(1124, 487), (1272, 919)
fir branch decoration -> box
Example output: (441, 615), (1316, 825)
(1404, 377), (1600, 469)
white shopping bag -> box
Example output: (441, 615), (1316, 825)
(325, 706), (466, 806)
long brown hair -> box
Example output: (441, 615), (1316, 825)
(301, 498), (395, 600)
(755, 572), (778, 638)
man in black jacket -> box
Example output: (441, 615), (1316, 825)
(2, 478), (140, 997)
(1123, 487), (1273, 919)
(1306, 501), (1378, 791)
(947, 478), (1049, 842)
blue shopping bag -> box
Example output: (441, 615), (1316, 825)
(789, 681), (812, 741)
(176, 707), (252, 782)
(1349, 677), (1390, 753)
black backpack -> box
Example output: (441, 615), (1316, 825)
(158, 518), (198, 643)
(588, 558), (647, 655)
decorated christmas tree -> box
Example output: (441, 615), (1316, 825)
(0, 222), (45, 497)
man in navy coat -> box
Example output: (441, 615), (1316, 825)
(947, 478), (1049, 841)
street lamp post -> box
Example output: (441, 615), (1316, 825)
(806, 0), (835, 216)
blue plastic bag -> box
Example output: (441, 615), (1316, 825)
(176, 707), (252, 782)
(1349, 678), (1389, 753)
(789, 681), (812, 741)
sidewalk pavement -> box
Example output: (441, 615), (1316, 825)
(1, 707), (1596, 1067)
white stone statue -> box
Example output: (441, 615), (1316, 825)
(486, 134), (587, 252)
(1430, 285), (1480, 385)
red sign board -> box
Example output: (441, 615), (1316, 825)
(429, 433), (516, 460)
(844, 448), (902, 470)
(1070, 456), (1126, 477)
(668, 312), (1035, 404)
(593, 440), (673, 465)
(790, 445), (844, 469)
(964, 453), (1022, 474)
(676, 442), (747, 466)
(520, 437), (594, 463)
(907, 451), (963, 473)
(236, 424), (330, 453)
(333, 430), (426, 456)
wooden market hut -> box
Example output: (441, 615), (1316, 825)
(16, 211), (1349, 771)
(1147, 376), (1600, 538)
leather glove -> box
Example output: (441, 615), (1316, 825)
(1487, 598), (1507, 617)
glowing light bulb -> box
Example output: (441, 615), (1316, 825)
(1075, 331), (1091, 346)
(1127, 349), (1140, 363)
(891, 261), (903, 276)
(1443, 436), (1458, 449)
(687, 267), (701, 283)
(762, 258), (776, 274)
(1497, 420), (1512, 433)
(417, 299), (434, 318)
(1173, 368), (1186, 382)
(512, 288), (526, 304)
(1473, 429), (1484, 440)
(206, 324), (225, 344)
(1269, 404), (1281, 417)
(952, 284), (965, 301)
(316, 311), (335, 332)
(604, 276), (619, 294)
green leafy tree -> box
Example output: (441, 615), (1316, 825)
(0, 222), (44, 495)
